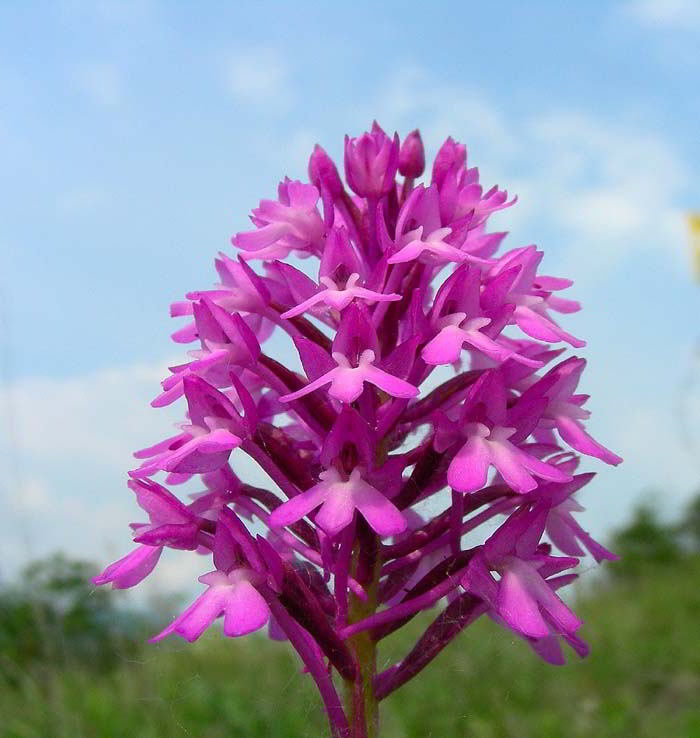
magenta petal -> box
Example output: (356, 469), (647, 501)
(461, 555), (499, 607)
(328, 367), (367, 403)
(164, 430), (242, 474)
(269, 484), (329, 528)
(295, 336), (338, 381)
(447, 436), (490, 493)
(556, 416), (623, 465)
(516, 307), (586, 348)
(315, 492), (356, 536)
(510, 560), (582, 635)
(234, 222), (289, 251)
(280, 369), (337, 403)
(530, 634), (566, 665)
(133, 433), (187, 460)
(362, 365), (418, 399)
(223, 580), (270, 636)
(488, 441), (538, 493)
(421, 326), (464, 365)
(151, 586), (228, 643)
(352, 480), (406, 537)
(498, 568), (550, 639)
(546, 513), (586, 557)
(509, 442), (573, 484)
(565, 517), (619, 562)
(93, 545), (162, 589)
(564, 632), (590, 659)
(133, 522), (199, 549)
(129, 478), (192, 524)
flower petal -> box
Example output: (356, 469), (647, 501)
(223, 580), (270, 637)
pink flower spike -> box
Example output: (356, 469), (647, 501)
(151, 568), (270, 642)
(103, 122), (622, 730)
(269, 467), (406, 538)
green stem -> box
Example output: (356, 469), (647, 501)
(343, 538), (381, 738)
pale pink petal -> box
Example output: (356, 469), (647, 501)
(421, 326), (465, 365)
(556, 415), (623, 465)
(151, 586), (230, 643)
(328, 367), (367, 403)
(223, 581), (270, 636)
(93, 545), (162, 589)
(510, 559), (582, 635)
(280, 290), (329, 319)
(279, 368), (338, 402)
(465, 330), (542, 367)
(447, 435), (491, 493)
(268, 483), (330, 528)
(488, 440), (538, 493)
(315, 490), (356, 536)
(498, 568), (550, 639)
(351, 479), (407, 537)
(362, 365), (419, 399)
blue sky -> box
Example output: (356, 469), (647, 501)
(1, 0), (699, 595)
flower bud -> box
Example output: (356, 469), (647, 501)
(398, 129), (425, 178)
(431, 136), (466, 189)
(308, 144), (344, 198)
(343, 121), (399, 198)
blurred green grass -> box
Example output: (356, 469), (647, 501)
(2, 556), (699, 738)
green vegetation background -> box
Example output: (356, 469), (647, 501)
(2, 500), (699, 738)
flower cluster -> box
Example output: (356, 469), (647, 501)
(95, 122), (621, 738)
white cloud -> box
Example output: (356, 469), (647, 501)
(367, 68), (689, 278)
(225, 46), (290, 105)
(73, 62), (124, 107)
(6, 477), (52, 514)
(0, 360), (175, 576)
(623, 0), (700, 27)
(0, 360), (175, 467)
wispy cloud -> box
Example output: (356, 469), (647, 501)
(623, 0), (700, 28)
(0, 361), (172, 467)
(369, 67), (689, 278)
(225, 46), (290, 105)
(72, 62), (124, 107)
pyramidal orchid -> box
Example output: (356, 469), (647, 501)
(95, 122), (621, 738)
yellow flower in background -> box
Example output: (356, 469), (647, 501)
(689, 212), (700, 281)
